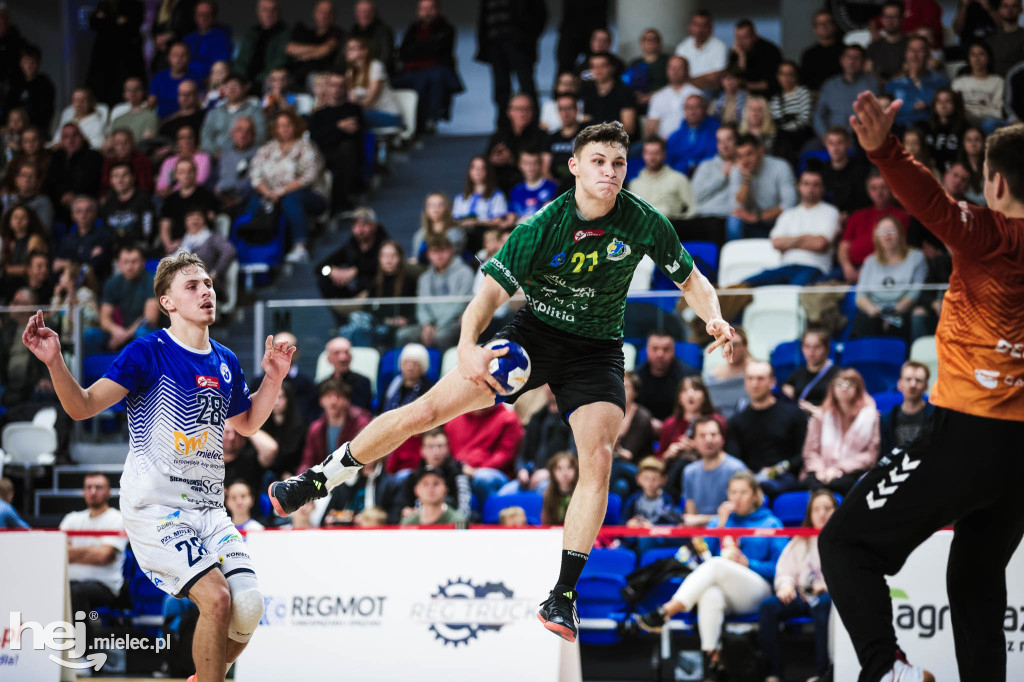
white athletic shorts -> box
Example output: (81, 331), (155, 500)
(121, 503), (256, 598)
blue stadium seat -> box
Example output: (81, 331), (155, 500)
(232, 211), (286, 286)
(772, 491), (810, 527)
(636, 341), (704, 372)
(634, 547), (692, 622)
(872, 390), (904, 414)
(681, 241), (719, 284)
(770, 339), (840, 384)
(582, 547), (637, 578)
(482, 491), (543, 525)
(604, 493), (623, 525)
(841, 337), (908, 393)
(377, 347), (442, 392)
(577, 574), (630, 645)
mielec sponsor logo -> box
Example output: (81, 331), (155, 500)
(174, 430), (210, 457)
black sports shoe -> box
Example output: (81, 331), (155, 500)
(635, 607), (667, 633)
(268, 469), (328, 515)
(537, 587), (579, 642)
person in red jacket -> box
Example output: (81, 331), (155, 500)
(837, 168), (910, 283)
(298, 378), (372, 473)
(444, 403), (523, 507)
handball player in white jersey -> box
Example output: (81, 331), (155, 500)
(22, 252), (295, 682)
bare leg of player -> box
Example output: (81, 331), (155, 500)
(189, 571), (232, 682)
(563, 402), (621, 551)
(538, 401), (622, 642)
(349, 369), (497, 463)
(270, 368), (499, 515)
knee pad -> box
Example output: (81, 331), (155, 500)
(226, 572), (263, 643)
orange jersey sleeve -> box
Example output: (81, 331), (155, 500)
(868, 135), (1024, 422)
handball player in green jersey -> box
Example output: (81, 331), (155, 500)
(271, 121), (734, 642)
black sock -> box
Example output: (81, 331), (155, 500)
(339, 446), (361, 468)
(555, 549), (589, 592)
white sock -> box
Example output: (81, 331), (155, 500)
(312, 442), (361, 489)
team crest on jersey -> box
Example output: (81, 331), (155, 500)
(549, 252), (566, 267)
(605, 238), (631, 261)
(220, 362), (232, 384)
(574, 229), (605, 242)
(196, 375), (220, 389)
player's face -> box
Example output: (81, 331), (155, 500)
(421, 434), (449, 466)
(728, 479), (758, 516)
(164, 265), (216, 324)
(810, 494), (836, 530)
(569, 142), (626, 201)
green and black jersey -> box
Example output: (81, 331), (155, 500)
(481, 189), (694, 340)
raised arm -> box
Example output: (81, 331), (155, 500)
(229, 336), (295, 437)
(23, 312), (128, 420)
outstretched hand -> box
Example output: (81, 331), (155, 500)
(705, 318), (735, 362)
(22, 311), (62, 366)
(261, 335), (296, 382)
(849, 91), (903, 152)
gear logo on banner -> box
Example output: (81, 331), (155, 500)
(422, 578), (531, 647)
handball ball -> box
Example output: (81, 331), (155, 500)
(484, 339), (531, 396)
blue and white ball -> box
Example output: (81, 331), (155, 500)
(484, 339), (531, 396)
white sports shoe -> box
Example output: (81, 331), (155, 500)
(878, 650), (935, 682)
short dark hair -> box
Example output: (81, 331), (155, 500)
(588, 51), (613, 67)
(800, 168), (824, 183)
(985, 124), (1024, 203)
(692, 415), (724, 437)
(843, 43), (866, 59)
(27, 249), (49, 265)
(735, 133), (762, 149)
(642, 135), (666, 151)
(692, 9), (712, 21)
(572, 121), (630, 156)
(224, 72), (247, 86)
(21, 44), (42, 62)
(318, 377), (353, 399)
(825, 125), (850, 141)
(425, 234), (454, 251)
(83, 472), (110, 487)
(108, 160), (135, 177)
(422, 426), (448, 440)
(802, 327), (831, 346)
(117, 243), (144, 258)
(735, 18), (755, 32)
(901, 359), (931, 383)
(882, 0), (904, 14)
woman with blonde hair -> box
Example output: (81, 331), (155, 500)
(800, 369), (880, 495)
(637, 471), (787, 678)
(851, 215), (927, 341)
(739, 95), (776, 154)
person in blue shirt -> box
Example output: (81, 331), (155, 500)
(507, 150), (559, 221)
(885, 36), (949, 130)
(183, 1), (233, 83)
(0, 477), (29, 528)
(636, 470), (787, 678)
(666, 93), (720, 176)
(149, 43), (203, 120)
(22, 251), (295, 682)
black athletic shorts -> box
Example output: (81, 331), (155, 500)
(489, 308), (626, 420)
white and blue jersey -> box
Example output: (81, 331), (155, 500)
(104, 329), (251, 510)
(508, 178), (558, 219)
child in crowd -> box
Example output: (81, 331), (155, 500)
(624, 457), (680, 527)
(507, 150), (557, 222)
(499, 506), (529, 527)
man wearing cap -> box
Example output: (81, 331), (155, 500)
(400, 466), (467, 526)
(317, 206), (391, 302)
